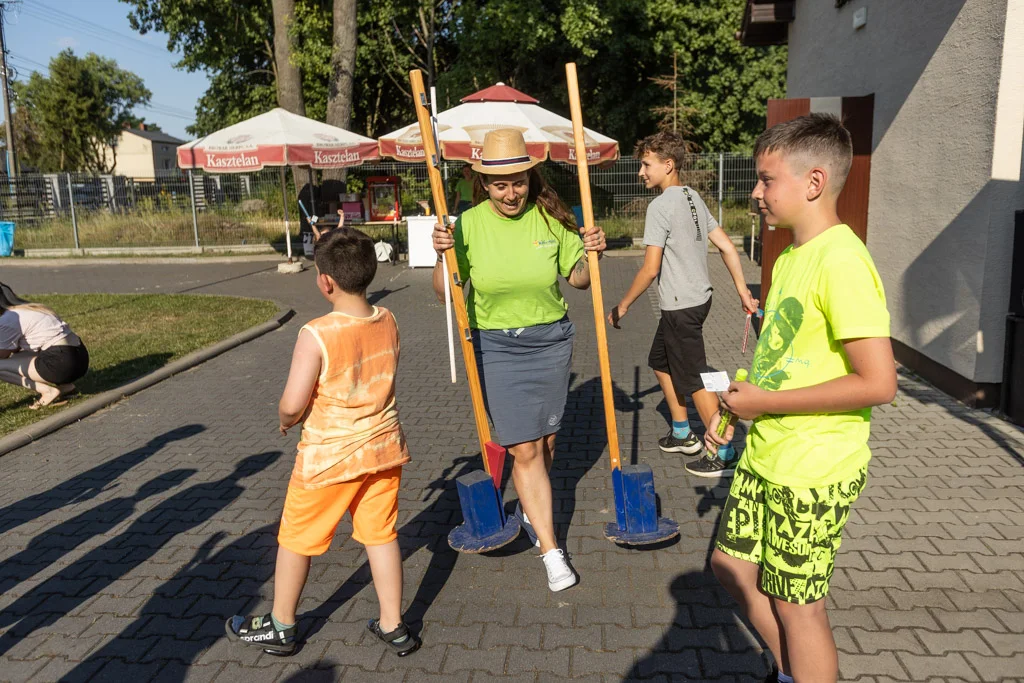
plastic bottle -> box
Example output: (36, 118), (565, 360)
(715, 368), (749, 438)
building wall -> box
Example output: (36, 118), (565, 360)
(150, 139), (179, 176)
(106, 132), (156, 178)
(786, 0), (1023, 386)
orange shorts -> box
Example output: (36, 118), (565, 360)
(277, 467), (402, 556)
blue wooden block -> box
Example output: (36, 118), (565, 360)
(621, 464), (658, 534)
(611, 467), (627, 531)
(455, 470), (503, 539)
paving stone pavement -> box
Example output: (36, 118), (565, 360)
(0, 254), (1022, 683)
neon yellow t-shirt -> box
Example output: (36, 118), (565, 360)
(455, 179), (474, 204)
(743, 224), (890, 488)
(454, 202), (584, 330)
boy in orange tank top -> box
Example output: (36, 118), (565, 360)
(225, 228), (419, 657)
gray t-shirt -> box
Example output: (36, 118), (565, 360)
(642, 185), (720, 311)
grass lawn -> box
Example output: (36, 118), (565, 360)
(0, 293), (279, 437)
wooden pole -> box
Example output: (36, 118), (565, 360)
(565, 63), (621, 474)
(408, 69), (494, 472)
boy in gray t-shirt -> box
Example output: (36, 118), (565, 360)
(608, 131), (758, 477)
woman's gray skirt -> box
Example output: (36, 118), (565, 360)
(472, 317), (575, 446)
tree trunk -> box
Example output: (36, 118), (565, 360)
(272, 0), (306, 189)
(323, 0), (358, 182)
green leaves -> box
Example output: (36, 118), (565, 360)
(14, 50), (151, 173)
(113, 0), (784, 152)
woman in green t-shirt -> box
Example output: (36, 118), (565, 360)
(432, 129), (605, 592)
(453, 165), (475, 213)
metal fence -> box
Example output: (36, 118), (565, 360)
(0, 154), (757, 252)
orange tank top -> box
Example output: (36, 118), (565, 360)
(293, 307), (410, 489)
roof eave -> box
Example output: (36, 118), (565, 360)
(738, 0), (794, 47)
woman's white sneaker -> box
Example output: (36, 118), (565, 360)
(540, 548), (578, 592)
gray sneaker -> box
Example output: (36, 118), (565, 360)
(685, 448), (738, 478)
(658, 429), (704, 455)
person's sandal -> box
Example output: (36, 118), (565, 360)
(224, 613), (297, 656)
(367, 618), (421, 656)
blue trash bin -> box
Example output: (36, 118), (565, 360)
(0, 222), (14, 257)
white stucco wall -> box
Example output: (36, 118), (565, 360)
(105, 132), (157, 178)
(786, 0), (1023, 384)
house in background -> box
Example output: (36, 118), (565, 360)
(740, 0), (1024, 418)
(104, 124), (185, 178)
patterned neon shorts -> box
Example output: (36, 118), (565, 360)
(715, 462), (867, 605)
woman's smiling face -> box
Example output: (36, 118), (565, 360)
(483, 172), (530, 218)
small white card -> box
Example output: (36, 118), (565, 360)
(700, 371), (731, 393)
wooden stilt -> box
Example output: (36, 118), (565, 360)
(408, 70), (518, 553)
(565, 63), (679, 546)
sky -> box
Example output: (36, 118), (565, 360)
(4, 0), (209, 140)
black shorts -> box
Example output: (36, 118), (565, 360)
(647, 297), (711, 396)
(35, 344), (89, 385)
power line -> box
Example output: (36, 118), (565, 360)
(30, 1), (177, 56)
(8, 54), (195, 120)
(22, 5), (176, 60)
(7, 62), (195, 124)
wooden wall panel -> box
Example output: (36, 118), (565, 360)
(758, 95), (874, 297)
(760, 99), (810, 297)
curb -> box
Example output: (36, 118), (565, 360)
(0, 307), (296, 457)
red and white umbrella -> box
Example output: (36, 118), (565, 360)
(177, 108), (380, 262)
(177, 107), (379, 171)
(378, 83), (619, 166)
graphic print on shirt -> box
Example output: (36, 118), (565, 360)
(752, 294), (806, 391)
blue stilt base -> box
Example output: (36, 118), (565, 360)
(604, 464), (679, 545)
(603, 517), (679, 545)
(449, 516), (521, 553)
(448, 469), (521, 553)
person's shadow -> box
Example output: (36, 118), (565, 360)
(367, 285), (410, 306)
(626, 459), (770, 681)
(57, 451), (505, 678)
(0, 423), (205, 537)
(0, 468), (197, 595)
(0, 450), (281, 657)
(61, 526), (280, 682)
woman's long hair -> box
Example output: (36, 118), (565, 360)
(0, 283), (57, 316)
(475, 168), (578, 235)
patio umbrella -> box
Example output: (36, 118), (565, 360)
(378, 83), (619, 166)
(177, 107), (380, 260)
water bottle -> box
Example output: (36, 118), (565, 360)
(715, 368), (749, 438)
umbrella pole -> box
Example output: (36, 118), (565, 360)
(280, 166), (293, 261)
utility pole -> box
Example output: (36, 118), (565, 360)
(0, 2), (17, 177)
(672, 51), (678, 133)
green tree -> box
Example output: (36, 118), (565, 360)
(122, 0), (784, 152)
(12, 50), (151, 172)
(643, 0), (787, 151)
(122, 0), (278, 136)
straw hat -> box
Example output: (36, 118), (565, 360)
(471, 129), (541, 175)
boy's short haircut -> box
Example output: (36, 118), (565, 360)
(314, 227), (377, 294)
(634, 131), (690, 169)
(754, 113), (853, 195)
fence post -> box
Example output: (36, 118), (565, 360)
(718, 153), (724, 228)
(67, 173), (80, 250)
(188, 170), (200, 248)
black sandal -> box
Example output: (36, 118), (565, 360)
(367, 618), (421, 656)
(225, 613), (297, 656)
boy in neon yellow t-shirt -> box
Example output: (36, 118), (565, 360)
(704, 114), (897, 683)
